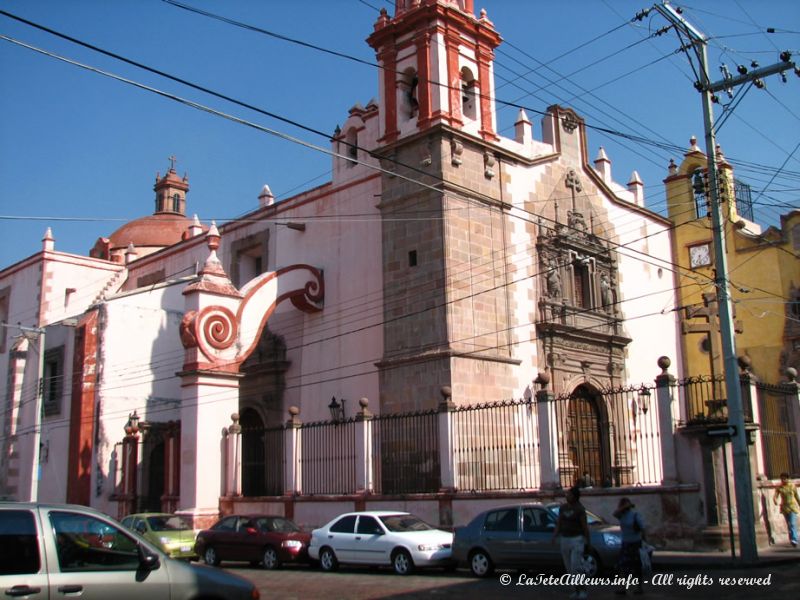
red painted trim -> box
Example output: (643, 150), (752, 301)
(66, 311), (98, 506)
(379, 48), (400, 144)
(445, 31), (463, 128)
(477, 45), (499, 141)
(234, 265), (324, 365)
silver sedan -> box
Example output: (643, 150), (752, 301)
(452, 502), (622, 577)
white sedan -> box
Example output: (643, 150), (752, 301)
(308, 511), (453, 575)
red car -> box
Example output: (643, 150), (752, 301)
(195, 514), (311, 569)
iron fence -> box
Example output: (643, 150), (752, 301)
(757, 382), (800, 478)
(372, 409), (440, 494)
(241, 425), (284, 497)
(452, 398), (539, 491)
(299, 419), (356, 495)
(679, 374), (755, 425)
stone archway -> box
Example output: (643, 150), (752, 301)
(565, 385), (611, 488)
(240, 408), (265, 497)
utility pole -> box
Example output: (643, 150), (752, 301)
(0, 322), (45, 501)
(652, 1), (796, 563)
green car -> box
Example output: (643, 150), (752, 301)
(122, 513), (198, 560)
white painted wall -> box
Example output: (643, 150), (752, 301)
(91, 281), (186, 515)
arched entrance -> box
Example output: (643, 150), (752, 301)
(239, 327), (288, 497)
(241, 408), (266, 496)
(144, 441), (165, 512)
(564, 385), (611, 488)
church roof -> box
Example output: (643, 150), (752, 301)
(107, 212), (194, 251)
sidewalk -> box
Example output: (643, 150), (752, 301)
(653, 544), (800, 569)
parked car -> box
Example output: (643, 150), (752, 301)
(0, 501), (259, 600)
(195, 514), (310, 569)
(452, 502), (622, 577)
(121, 513), (198, 560)
(308, 511), (453, 575)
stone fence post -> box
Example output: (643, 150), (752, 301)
(535, 373), (560, 489)
(224, 413), (242, 497)
(284, 406), (302, 495)
(438, 386), (457, 491)
(354, 398), (374, 494)
(655, 356), (678, 484)
(738, 357), (766, 477)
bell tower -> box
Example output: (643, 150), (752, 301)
(369, 1), (515, 413)
(367, 0), (502, 144)
(154, 155), (189, 215)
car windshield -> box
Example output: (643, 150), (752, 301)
(379, 514), (435, 532)
(146, 515), (191, 532)
(547, 505), (605, 525)
(255, 517), (300, 533)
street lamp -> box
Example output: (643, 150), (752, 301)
(638, 386), (651, 415)
(328, 397), (346, 423)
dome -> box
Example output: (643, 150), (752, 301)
(108, 213), (194, 252)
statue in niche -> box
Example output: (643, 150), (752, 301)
(546, 259), (562, 299)
(600, 272), (613, 310)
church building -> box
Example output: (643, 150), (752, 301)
(2, 0), (696, 535)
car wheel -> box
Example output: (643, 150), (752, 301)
(469, 549), (494, 578)
(583, 549), (601, 577)
(319, 547), (339, 572)
(203, 546), (220, 567)
(262, 546), (280, 570)
(392, 549), (414, 575)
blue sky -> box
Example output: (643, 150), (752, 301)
(1, 0), (798, 268)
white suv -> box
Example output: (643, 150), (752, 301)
(0, 502), (259, 600)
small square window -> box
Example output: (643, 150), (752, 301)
(408, 250), (418, 267)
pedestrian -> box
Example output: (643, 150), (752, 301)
(577, 470), (595, 489)
(613, 497), (645, 595)
(553, 485), (590, 600)
(773, 471), (800, 547)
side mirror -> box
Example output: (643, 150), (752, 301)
(136, 524), (147, 534)
(138, 546), (160, 571)
(245, 527), (258, 535)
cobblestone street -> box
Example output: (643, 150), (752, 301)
(225, 550), (800, 600)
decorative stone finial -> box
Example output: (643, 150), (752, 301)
(658, 356), (671, 374)
(534, 371), (551, 389)
(125, 242), (138, 265)
(258, 184), (275, 208)
(206, 221), (220, 253)
(668, 158), (678, 176)
(786, 367), (797, 383)
(689, 136), (700, 152)
(42, 227), (55, 251)
(359, 397), (369, 410)
(737, 355), (752, 373)
(288, 406), (300, 417)
(189, 214), (203, 237)
(440, 386), (452, 400)
(628, 171), (643, 186)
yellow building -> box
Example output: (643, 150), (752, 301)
(665, 137), (800, 384)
